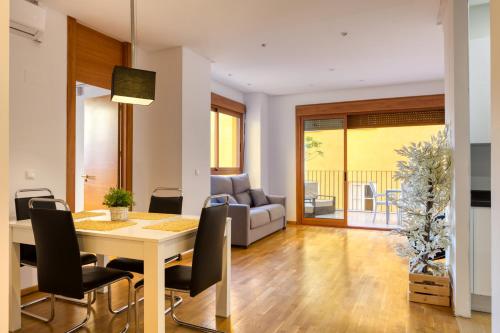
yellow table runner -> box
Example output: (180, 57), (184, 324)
(72, 211), (106, 220)
(74, 219), (136, 231)
(143, 218), (198, 232)
(128, 212), (178, 220)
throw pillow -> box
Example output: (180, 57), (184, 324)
(250, 189), (269, 207)
(235, 191), (253, 206)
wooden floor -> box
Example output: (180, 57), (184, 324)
(18, 225), (490, 333)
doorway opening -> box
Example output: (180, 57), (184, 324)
(75, 83), (119, 211)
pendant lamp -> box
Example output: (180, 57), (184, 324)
(111, 0), (155, 106)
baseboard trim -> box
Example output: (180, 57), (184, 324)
(471, 294), (491, 313)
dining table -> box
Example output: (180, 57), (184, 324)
(9, 210), (232, 333)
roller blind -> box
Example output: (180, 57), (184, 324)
(347, 110), (444, 129)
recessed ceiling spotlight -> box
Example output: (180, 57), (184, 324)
(261, 43), (267, 48)
(247, 83), (252, 86)
(228, 73), (233, 77)
(329, 68), (335, 72)
(341, 32), (348, 37)
(359, 79), (365, 82)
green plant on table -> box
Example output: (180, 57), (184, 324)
(103, 187), (134, 208)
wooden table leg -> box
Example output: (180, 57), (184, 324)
(216, 220), (231, 318)
(144, 242), (165, 333)
(9, 241), (21, 332)
(97, 254), (109, 293)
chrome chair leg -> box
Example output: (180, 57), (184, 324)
(68, 278), (132, 333)
(134, 285), (182, 332)
(21, 294), (55, 323)
(66, 293), (92, 333)
(169, 291), (223, 333)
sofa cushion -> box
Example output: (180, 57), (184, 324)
(250, 189), (269, 207)
(231, 174), (251, 194)
(261, 204), (285, 221)
(211, 175), (233, 195)
(235, 191), (253, 206)
(250, 207), (271, 229)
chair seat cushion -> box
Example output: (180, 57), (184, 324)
(134, 265), (192, 291)
(261, 204), (285, 221)
(107, 257), (144, 274)
(250, 207), (271, 229)
(82, 266), (133, 293)
(80, 252), (98, 266)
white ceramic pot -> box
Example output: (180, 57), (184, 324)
(109, 207), (129, 221)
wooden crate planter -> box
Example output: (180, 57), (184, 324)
(409, 273), (450, 307)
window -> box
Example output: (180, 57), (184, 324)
(210, 93), (245, 175)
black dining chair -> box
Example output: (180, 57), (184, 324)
(106, 187), (183, 314)
(15, 188), (98, 322)
(29, 198), (133, 333)
(133, 194), (229, 333)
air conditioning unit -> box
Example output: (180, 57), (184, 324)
(10, 0), (47, 42)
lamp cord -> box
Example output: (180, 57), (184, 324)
(130, 0), (136, 67)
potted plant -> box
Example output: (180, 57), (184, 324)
(103, 187), (134, 221)
(392, 128), (452, 306)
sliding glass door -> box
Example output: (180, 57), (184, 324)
(298, 115), (347, 227)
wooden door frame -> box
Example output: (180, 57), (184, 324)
(296, 113), (348, 228)
(66, 17), (133, 211)
(295, 94), (445, 227)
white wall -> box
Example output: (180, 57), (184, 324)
(133, 47), (211, 214)
(133, 47), (183, 211)
(9, 6), (67, 288)
(490, 1), (500, 331)
(469, 4), (491, 144)
(212, 80), (245, 104)
(442, 0), (471, 317)
(244, 93), (269, 191)
(266, 80), (444, 221)
(181, 48), (211, 214)
(1, 0), (9, 329)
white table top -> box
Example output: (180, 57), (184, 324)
(9, 210), (200, 243)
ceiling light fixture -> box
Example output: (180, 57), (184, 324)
(341, 32), (348, 37)
(329, 68), (335, 71)
(261, 43), (267, 47)
(111, 0), (156, 106)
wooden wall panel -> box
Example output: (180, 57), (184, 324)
(296, 94), (445, 116)
(75, 24), (123, 89)
(67, 17), (133, 211)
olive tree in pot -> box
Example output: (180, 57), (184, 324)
(393, 128), (452, 306)
(103, 187), (134, 221)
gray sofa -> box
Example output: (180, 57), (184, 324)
(211, 174), (286, 247)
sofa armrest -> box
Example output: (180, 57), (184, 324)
(267, 195), (287, 227)
(267, 195), (286, 207)
(227, 204), (251, 246)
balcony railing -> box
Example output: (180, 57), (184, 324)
(304, 170), (400, 213)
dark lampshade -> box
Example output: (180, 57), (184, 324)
(111, 66), (156, 106)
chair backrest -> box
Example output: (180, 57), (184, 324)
(15, 188), (56, 221)
(148, 187), (183, 214)
(304, 182), (319, 200)
(368, 182), (377, 197)
(189, 203), (228, 297)
(29, 199), (85, 300)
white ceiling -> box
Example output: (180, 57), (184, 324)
(42, 0), (444, 95)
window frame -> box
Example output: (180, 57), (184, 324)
(210, 93), (245, 175)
